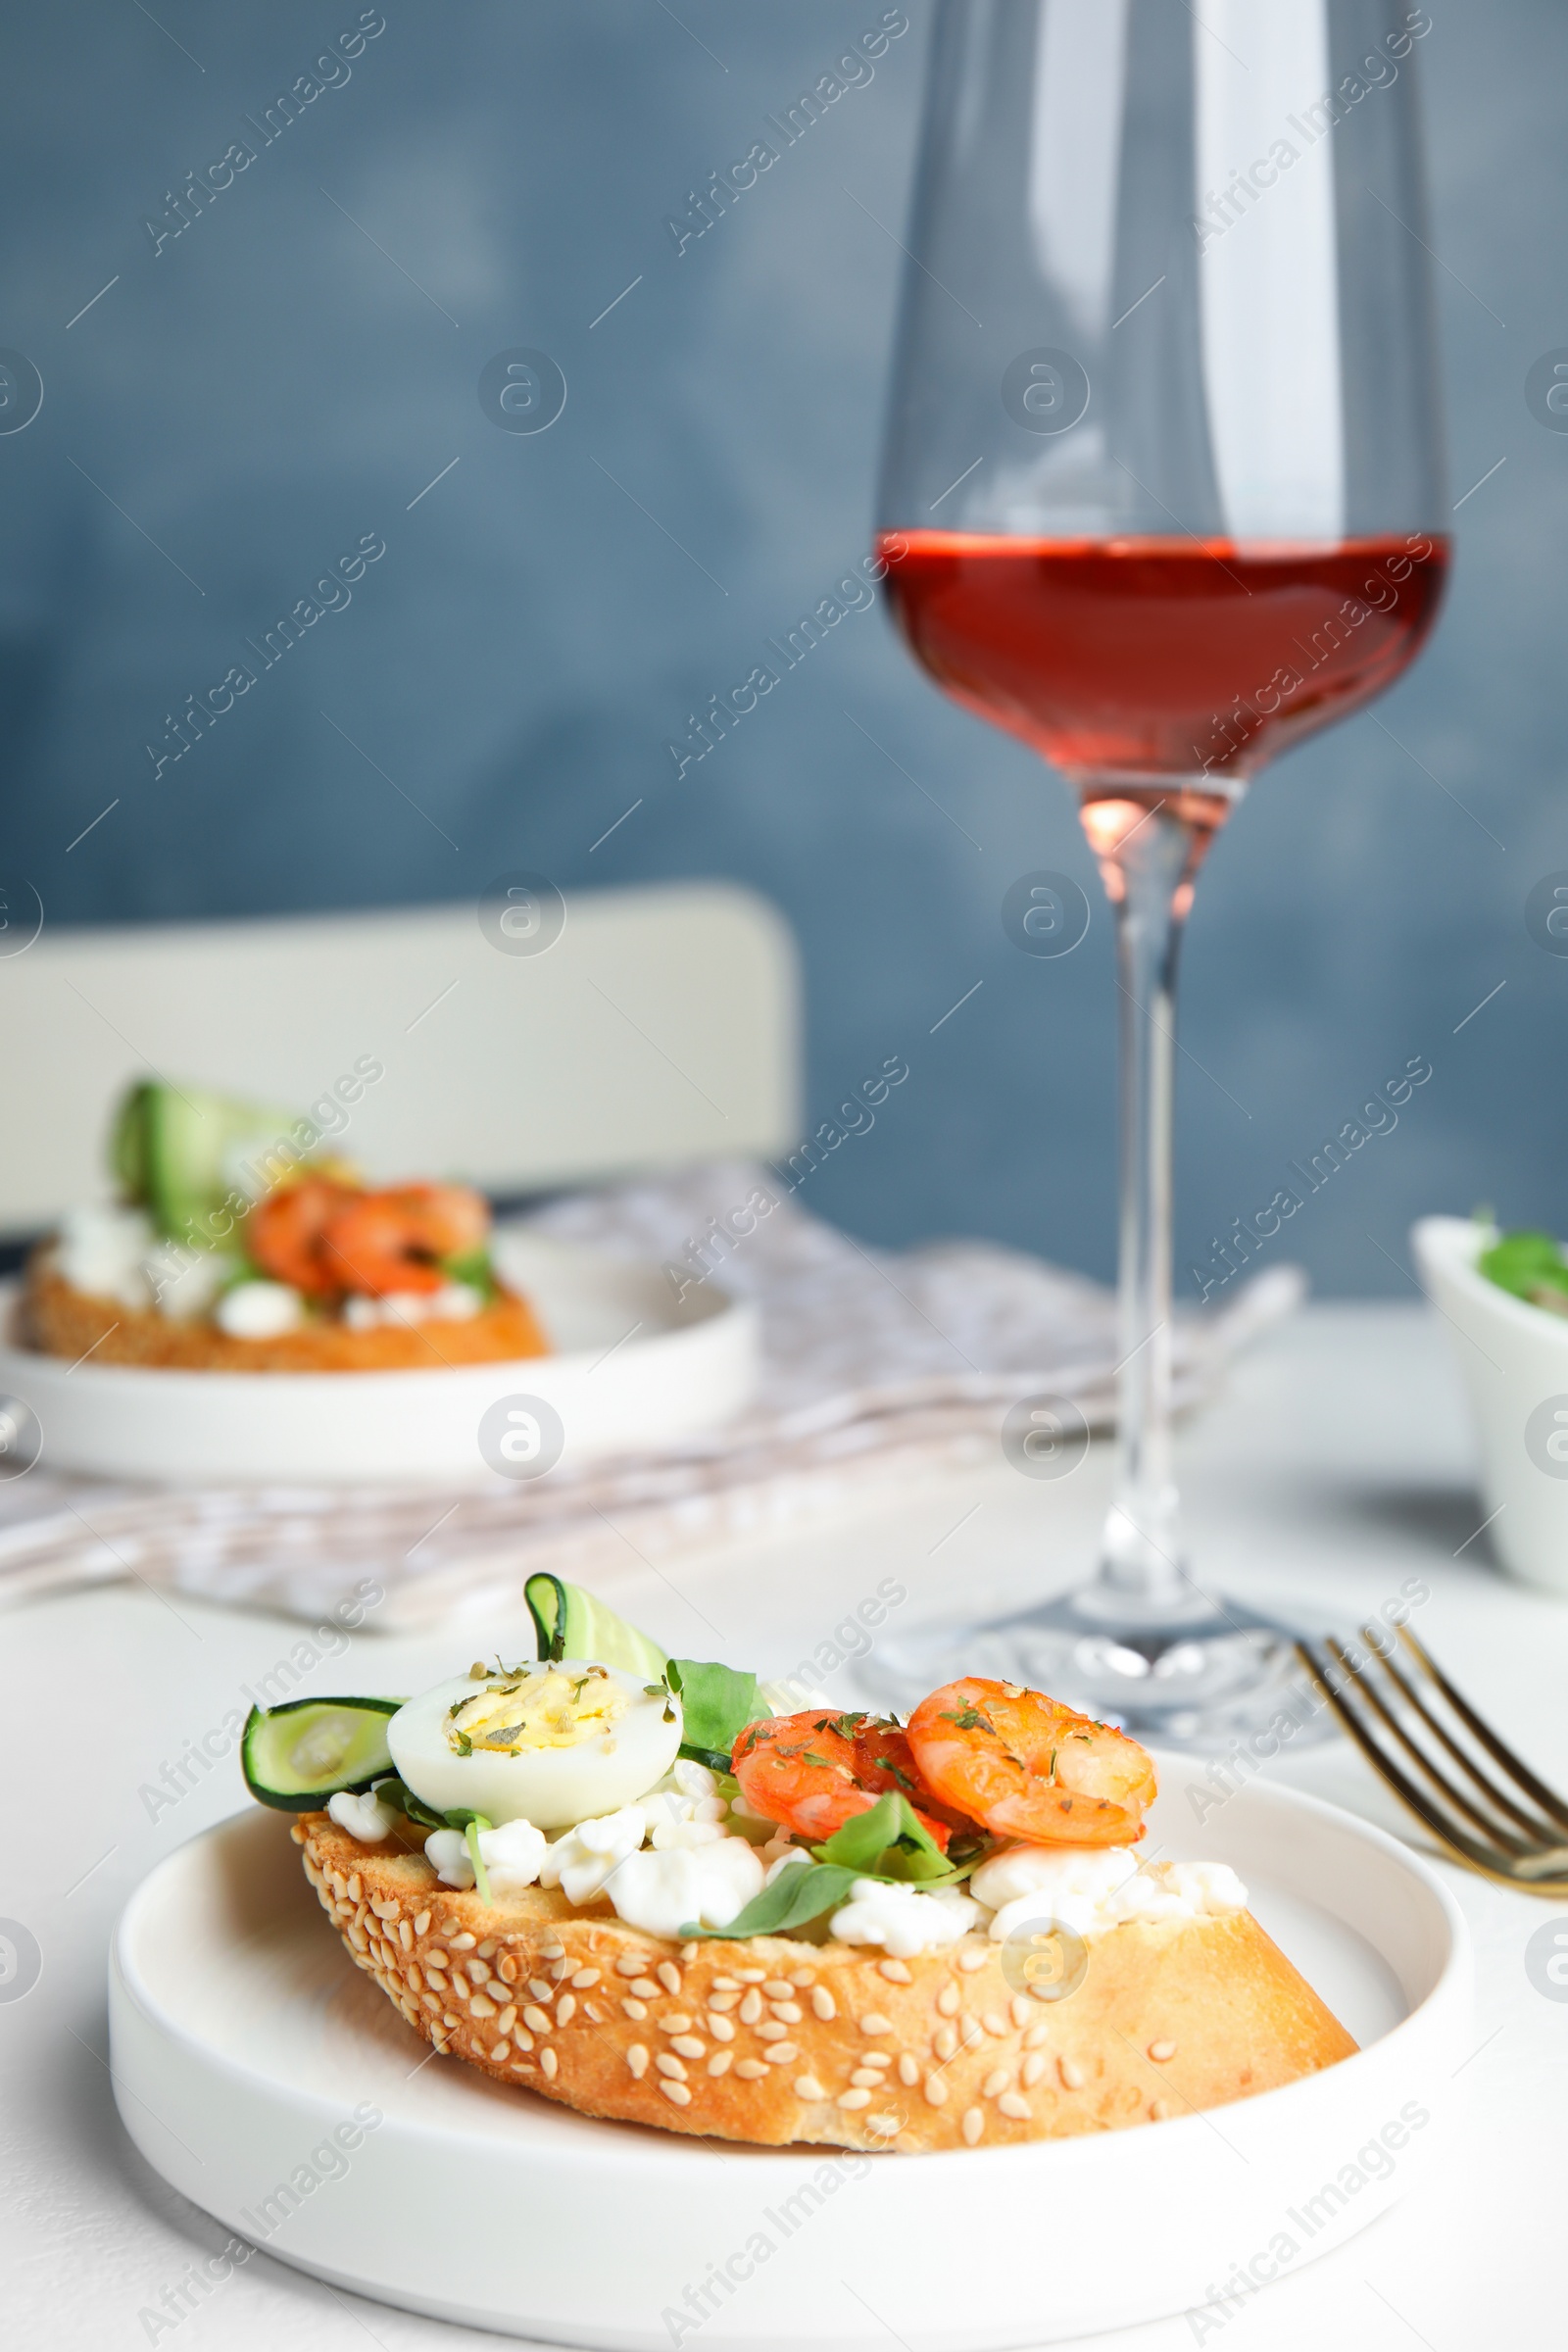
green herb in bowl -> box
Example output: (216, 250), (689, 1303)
(1478, 1229), (1568, 1316)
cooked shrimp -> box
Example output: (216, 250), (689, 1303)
(246, 1177), (358, 1297)
(733, 1711), (953, 1849)
(320, 1183), (489, 1297)
(848, 1720), (977, 1838)
(906, 1677), (1155, 1846)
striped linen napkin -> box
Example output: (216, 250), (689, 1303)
(0, 1162), (1302, 1629)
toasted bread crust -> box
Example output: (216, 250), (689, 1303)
(18, 1260), (548, 1371)
(295, 1813), (1356, 2152)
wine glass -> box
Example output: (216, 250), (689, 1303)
(864, 0), (1448, 1744)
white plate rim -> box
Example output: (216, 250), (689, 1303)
(0, 1236), (759, 1485)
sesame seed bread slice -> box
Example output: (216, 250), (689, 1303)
(296, 1814), (1357, 2153)
(19, 1260), (548, 1371)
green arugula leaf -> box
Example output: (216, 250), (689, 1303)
(665, 1657), (762, 1771)
(443, 1246), (498, 1300)
(1481, 1230), (1568, 1305)
(680, 1794), (989, 1939)
(869, 1841), (957, 1886)
(462, 1815), (493, 1903)
(370, 1776), (446, 1831)
(812, 1789), (955, 1885)
(429, 1803), (495, 1903)
(679, 1862), (861, 1941)
(370, 1780), (501, 1906)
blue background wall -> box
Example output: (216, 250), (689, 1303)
(1, 1), (1563, 1293)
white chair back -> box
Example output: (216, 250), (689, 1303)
(0, 883), (800, 1233)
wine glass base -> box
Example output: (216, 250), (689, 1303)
(857, 1589), (1337, 1751)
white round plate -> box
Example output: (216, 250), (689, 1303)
(109, 1763), (1471, 2348)
(0, 1231), (757, 1487)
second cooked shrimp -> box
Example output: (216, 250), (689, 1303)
(246, 1177), (357, 1297)
(733, 1711), (953, 1848)
(906, 1678), (1155, 1846)
(319, 1183), (489, 1297)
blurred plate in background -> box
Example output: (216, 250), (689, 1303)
(0, 1233), (757, 1488)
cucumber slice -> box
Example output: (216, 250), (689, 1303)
(242, 1696), (401, 1810)
(524, 1575), (669, 1680)
(113, 1080), (304, 1242)
(110, 1081), (154, 1202)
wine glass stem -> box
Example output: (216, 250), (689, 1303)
(1097, 802), (1202, 1610)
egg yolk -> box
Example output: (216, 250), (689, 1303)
(446, 1666), (630, 1756)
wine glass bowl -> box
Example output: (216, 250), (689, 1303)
(864, 0), (1448, 1742)
(877, 534), (1449, 791)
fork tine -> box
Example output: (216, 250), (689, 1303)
(1349, 1626), (1565, 1849)
(1364, 1627), (1565, 1842)
(1323, 1637), (1540, 1858)
(1296, 1641), (1567, 1886)
(1397, 1623), (1568, 1833)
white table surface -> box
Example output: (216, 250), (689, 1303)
(4, 1300), (1564, 2350)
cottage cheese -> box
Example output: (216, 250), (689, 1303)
(368, 1741), (1250, 1958)
(53, 1204), (247, 1320)
(830, 1877), (982, 1958)
(606, 1835), (765, 1939)
(480, 1816), (550, 1892)
(342, 1283), (484, 1330)
(762, 1840), (811, 1879)
(970, 1842), (1248, 1942)
(150, 1248), (236, 1320)
(216, 1280), (304, 1339)
(327, 1788), (394, 1842)
(539, 1804), (649, 1905)
(424, 1828), (475, 1888)
(639, 1758), (733, 1850)
(54, 1205), (156, 1309)
(425, 1815), (554, 1892)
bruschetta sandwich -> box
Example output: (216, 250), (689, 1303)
(20, 1079), (548, 1371)
(248, 1577), (1356, 2153)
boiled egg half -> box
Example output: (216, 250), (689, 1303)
(386, 1661), (681, 1829)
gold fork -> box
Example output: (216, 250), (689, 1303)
(1296, 1623), (1568, 1896)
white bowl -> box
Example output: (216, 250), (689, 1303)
(0, 1231), (757, 1488)
(108, 1768), (1471, 2348)
(1410, 1214), (1568, 1593)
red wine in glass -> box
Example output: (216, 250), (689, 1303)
(880, 531), (1449, 791)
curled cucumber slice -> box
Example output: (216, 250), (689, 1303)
(523, 1574), (668, 1681)
(242, 1695), (401, 1810)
